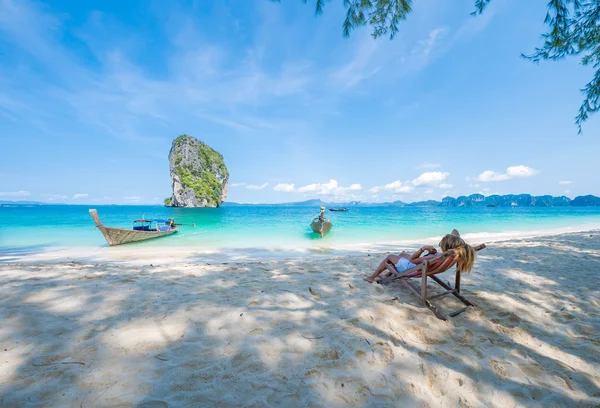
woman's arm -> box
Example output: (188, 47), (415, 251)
(409, 245), (441, 264)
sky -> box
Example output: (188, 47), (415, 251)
(1, 0), (599, 204)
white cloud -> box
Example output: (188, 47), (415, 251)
(414, 28), (447, 61)
(0, 190), (30, 197)
(273, 183), (295, 192)
(371, 172), (451, 195)
(411, 171), (449, 187)
(73, 193), (88, 199)
(124, 196), (142, 201)
(384, 180), (414, 193)
(558, 180), (572, 185)
(418, 163), (441, 170)
(0, 0), (314, 143)
(246, 183), (268, 190)
(476, 165), (538, 182)
(330, 36), (380, 89)
(296, 179), (363, 197)
(477, 170), (508, 182)
(46, 194), (67, 201)
(230, 182), (247, 187)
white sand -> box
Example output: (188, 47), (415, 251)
(1, 231), (599, 407)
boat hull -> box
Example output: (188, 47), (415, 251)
(99, 226), (177, 246)
(310, 220), (333, 237)
(89, 209), (177, 246)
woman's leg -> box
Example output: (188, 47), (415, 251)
(365, 254), (402, 283)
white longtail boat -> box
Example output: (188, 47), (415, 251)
(310, 206), (333, 237)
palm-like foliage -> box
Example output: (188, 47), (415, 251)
(273, 0), (600, 131)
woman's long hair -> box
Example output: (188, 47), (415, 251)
(439, 234), (476, 272)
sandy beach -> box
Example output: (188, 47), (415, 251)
(1, 230), (600, 407)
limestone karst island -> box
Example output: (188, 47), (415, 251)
(164, 135), (229, 208)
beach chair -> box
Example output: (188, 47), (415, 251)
(378, 244), (486, 321)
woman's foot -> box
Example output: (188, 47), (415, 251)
(363, 276), (375, 283)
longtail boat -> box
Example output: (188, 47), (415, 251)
(328, 207), (349, 212)
(89, 209), (180, 246)
(310, 207), (333, 237)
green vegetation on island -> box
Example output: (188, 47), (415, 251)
(165, 135), (229, 208)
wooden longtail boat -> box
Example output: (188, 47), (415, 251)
(310, 207), (333, 237)
(328, 207), (349, 212)
(89, 209), (178, 246)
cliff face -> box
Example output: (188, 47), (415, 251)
(165, 135), (229, 208)
(571, 195), (600, 206)
(437, 194), (572, 208)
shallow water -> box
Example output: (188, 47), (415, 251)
(2, 204), (600, 251)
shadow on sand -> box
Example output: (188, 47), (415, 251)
(0, 231), (599, 407)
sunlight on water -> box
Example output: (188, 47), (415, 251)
(1, 205), (600, 251)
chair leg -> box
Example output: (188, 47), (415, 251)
(398, 268), (475, 321)
(431, 274), (476, 307)
(424, 300), (449, 321)
(420, 264), (427, 303)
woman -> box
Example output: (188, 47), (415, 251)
(364, 229), (476, 283)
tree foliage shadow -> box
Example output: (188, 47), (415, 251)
(0, 232), (599, 407)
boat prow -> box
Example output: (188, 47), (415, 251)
(310, 219), (333, 237)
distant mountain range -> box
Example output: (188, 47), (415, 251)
(224, 194), (600, 207)
(0, 200), (46, 205)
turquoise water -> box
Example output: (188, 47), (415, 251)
(2, 205), (600, 251)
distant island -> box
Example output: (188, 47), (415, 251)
(223, 194), (600, 207)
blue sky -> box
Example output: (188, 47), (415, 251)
(1, 0), (598, 204)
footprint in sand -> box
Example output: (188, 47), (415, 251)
(495, 311), (522, 328)
(308, 287), (321, 299)
(317, 348), (340, 361)
(421, 363), (449, 397)
(303, 368), (322, 381)
(519, 362), (547, 378)
(371, 373), (389, 389)
(303, 368), (330, 389)
(408, 326), (445, 345)
(371, 342), (394, 365)
(558, 311), (575, 320)
(489, 359), (509, 378)
(434, 350), (461, 364)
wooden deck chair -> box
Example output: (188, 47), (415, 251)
(378, 244), (486, 321)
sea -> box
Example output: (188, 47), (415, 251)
(2, 205), (600, 255)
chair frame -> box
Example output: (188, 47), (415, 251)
(378, 244), (486, 321)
